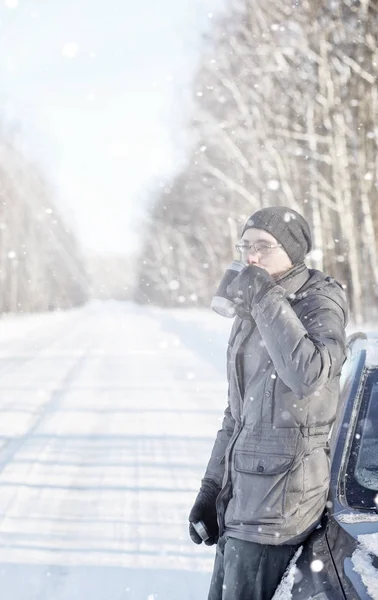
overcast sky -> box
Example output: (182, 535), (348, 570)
(0, 0), (221, 254)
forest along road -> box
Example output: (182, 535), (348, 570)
(0, 301), (231, 600)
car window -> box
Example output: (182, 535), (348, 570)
(355, 377), (378, 490)
(345, 368), (378, 509)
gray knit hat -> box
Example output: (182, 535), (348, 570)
(241, 206), (312, 265)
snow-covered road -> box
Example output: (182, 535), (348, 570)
(0, 301), (232, 600)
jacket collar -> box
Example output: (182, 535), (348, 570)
(275, 262), (310, 299)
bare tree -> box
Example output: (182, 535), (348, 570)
(0, 126), (88, 314)
(136, 0), (378, 324)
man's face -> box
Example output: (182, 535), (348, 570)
(239, 228), (292, 276)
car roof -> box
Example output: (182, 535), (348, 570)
(347, 331), (378, 368)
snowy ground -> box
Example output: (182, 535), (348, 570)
(0, 301), (233, 600)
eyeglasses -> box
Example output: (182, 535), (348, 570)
(235, 241), (282, 256)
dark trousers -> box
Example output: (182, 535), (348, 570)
(207, 535), (299, 600)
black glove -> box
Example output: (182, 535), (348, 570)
(188, 478), (221, 546)
(227, 265), (276, 312)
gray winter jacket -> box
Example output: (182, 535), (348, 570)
(204, 265), (348, 545)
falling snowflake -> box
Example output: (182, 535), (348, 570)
(62, 42), (79, 58)
(308, 248), (323, 262)
(168, 280), (180, 291)
(267, 179), (280, 190)
(310, 559), (324, 573)
(284, 211), (296, 223)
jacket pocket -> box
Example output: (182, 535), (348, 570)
(227, 451), (294, 526)
(235, 452), (294, 475)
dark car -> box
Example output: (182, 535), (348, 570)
(275, 332), (378, 600)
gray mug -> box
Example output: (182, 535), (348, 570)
(211, 260), (245, 318)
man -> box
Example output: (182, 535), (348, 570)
(188, 207), (348, 600)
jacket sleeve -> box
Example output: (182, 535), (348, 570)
(203, 401), (236, 487)
(251, 286), (347, 399)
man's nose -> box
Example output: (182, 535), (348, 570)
(246, 251), (260, 265)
